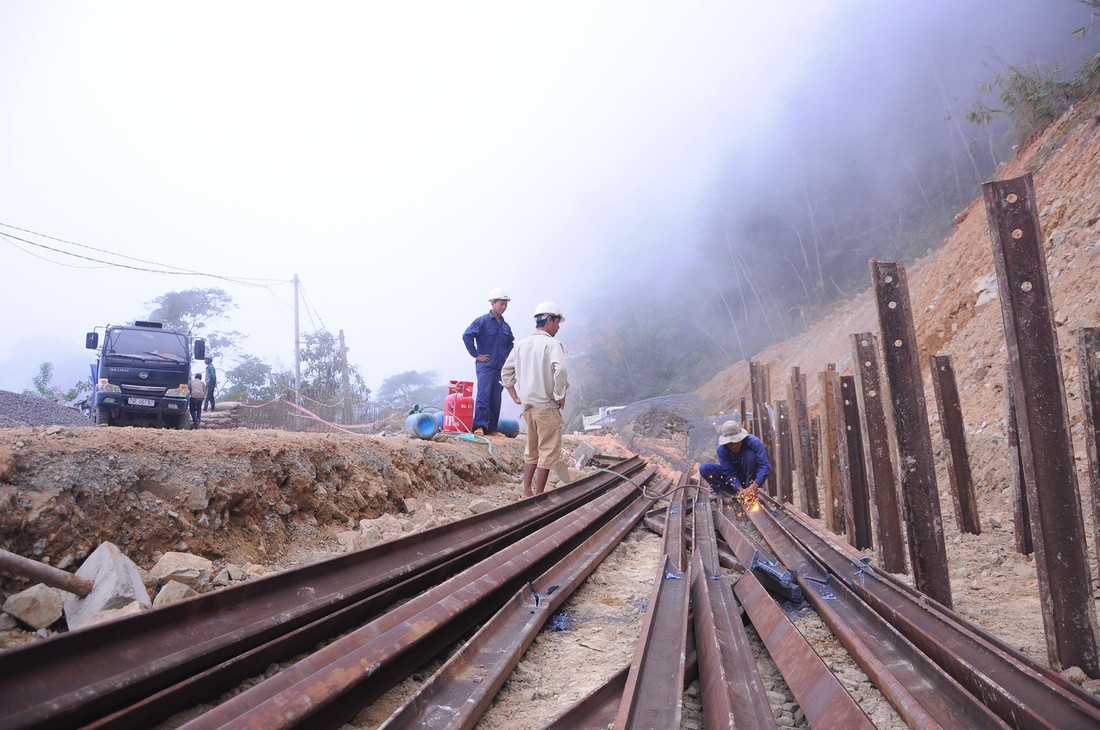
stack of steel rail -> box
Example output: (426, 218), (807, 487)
(0, 456), (666, 730)
(553, 487), (1100, 729)
(5, 464), (1100, 729)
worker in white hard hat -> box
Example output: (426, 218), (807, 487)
(462, 287), (515, 436)
(501, 301), (569, 498)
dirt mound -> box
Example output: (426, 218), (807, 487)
(0, 427), (528, 576)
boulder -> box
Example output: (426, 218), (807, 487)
(150, 552), (213, 590)
(83, 600), (145, 627)
(63, 542), (151, 631)
(4, 584), (63, 629)
(153, 580), (200, 607)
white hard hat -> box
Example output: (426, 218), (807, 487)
(488, 287), (511, 302)
(533, 301), (565, 322)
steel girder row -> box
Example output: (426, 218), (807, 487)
(0, 456), (648, 730)
(748, 493), (1100, 729)
(181, 467), (662, 728)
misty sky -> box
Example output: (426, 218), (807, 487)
(1, 2), (1093, 400)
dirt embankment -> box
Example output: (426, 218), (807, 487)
(0, 427), (527, 577)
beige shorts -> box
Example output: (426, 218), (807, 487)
(523, 406), (563, 469)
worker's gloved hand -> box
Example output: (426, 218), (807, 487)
(744, 480), (758, 500)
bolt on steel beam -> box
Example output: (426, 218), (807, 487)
(869, 259), (951, 608)
(983, 174), (1099, 676)
(928, 354), (981, 535)
(836, 375), (873, 550)
(1078, 328), (1100, 585)
(788, 367), (820, 518)
(818, 368), (844, 534)
(850, 333), (907, 574)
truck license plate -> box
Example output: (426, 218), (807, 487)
(128, 397), (155, 407)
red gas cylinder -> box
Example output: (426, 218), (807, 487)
(443, 380), (474, 433)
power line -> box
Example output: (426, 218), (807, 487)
(0, 221), (291, 288)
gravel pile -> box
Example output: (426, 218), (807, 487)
(0, 390), (92, 428)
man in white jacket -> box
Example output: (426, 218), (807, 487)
(501, 301), (569, 498)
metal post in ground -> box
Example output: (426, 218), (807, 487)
(929, 354), (981, 534)
(1078, 327), (1100, 584)
(983, 174), (1099, 675)
(836, 375), (872, 550)
(788, 366), (820, 518)
(850, 333), (907, 573)
(818, 368), (844, 534)
(870, 259), (951, 608)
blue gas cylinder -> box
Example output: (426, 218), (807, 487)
(405, 412), (440, 439)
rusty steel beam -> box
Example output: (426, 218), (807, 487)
(850, 333), (907, 573)
(379, 487), (658, 729)
(1079, 328), (1100, 584)
(869, 259), (952, 608)
(929, 354), (981, 534)
(689, 497), (774, 729)
(774, 499), (1100, 730)
(0, 548), (94, 598)
(835, 375), (872, 550)
(1004, 375), (1034, 555)
(662, 476), (689, 573)
(734, 573), (873, 730)
(183, 478), (650, 729)
(750, 360), (765, 440)
(0, 459), (648, 730)
(982, 174), (1099, 675)
(787, 367), (819, 518)
(775, 400), (794, 505)
(614, 554), (691, 730)
(745, 502), (1006, 728)
(547, 634), (700, 730)
(818, 369), (844, 534)
(614, 484), (692, 729)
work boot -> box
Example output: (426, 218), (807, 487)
(488, 431), (506, 437)
(473, 428), (485, 436)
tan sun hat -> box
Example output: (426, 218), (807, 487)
(718, 427), (750, 446)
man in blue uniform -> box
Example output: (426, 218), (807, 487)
(699, 421), (770, 498)
(462, 287), (515, 436)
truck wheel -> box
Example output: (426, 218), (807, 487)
(175, 414), (189, 430)
(94, 407), (111, 426)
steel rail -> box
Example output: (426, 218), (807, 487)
(378, 483), (659, 728)
(182, 477), (651, 729)
(689, 494), (775, 729)
(713, 508), (874, 729)
(775, 499), (1100, 730)
(745, 502), (1009, 728)
(0, 457), (645, 730)
(543, 635), (699, 730)
(613, 481), (691, 729)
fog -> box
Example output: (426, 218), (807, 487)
(569, 0), (1098, 415)
(0, 1), (1095, 417)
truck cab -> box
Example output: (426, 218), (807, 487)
(85, 321), (205, 429)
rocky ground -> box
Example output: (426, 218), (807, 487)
(3, 95), (1100, 730)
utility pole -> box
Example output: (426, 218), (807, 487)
(339, 329), (352, 424)
(294, 274), (302, 406)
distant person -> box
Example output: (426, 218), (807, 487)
(699, 420), (770, 498)
(203, 357), (217, 411)
(462, 287), (515, 436)
(189, 373), (206, 428)
(501, 301), (569, 498)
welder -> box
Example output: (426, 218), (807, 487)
(699, 420), (770, 498)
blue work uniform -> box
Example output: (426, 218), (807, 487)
(462, 311), (514, 433)
(699, 434), (771, 493)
